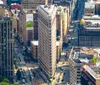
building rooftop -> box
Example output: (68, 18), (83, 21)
(38, 5), (57, 16)
(83, 15), (100, 20)
(83, 65), (100, 79)
(31, 41), (38, 46)
(0, 0), (3, 4)
(94, 48), (100, 54)
(40, 5), (54, 14)
(70, 47), (97, 64)
(26, 27), (33, 30)
(73, 59), (81, 63)
(85, 2), (95, 9)
(31, 41), (60, 46)
(87, 0), (100, 2)
(23, 9), (37, 14)
(70, 47), (100, 65)
(56, 41), (60, 46)
(80, 15), (100, 30)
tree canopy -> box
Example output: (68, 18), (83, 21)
(3, 78), (9, 83)
(0, 77), (20, 85)
(0, 82), (9, 85)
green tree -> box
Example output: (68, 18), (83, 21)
(0, 82), (9, 85)
(3, 78), (9, 83)
(26, 21), (33, 28)
(92, 57), (97, 64)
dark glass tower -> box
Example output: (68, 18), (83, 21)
(0, 17), (14, 81)
(0, 1), (14, 82)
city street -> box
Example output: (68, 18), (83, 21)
(51, 46), (70, 85)
(68, 21), (79, 46)
(50, 21), (79, 85)
(14, 38), (47, 85)
(13, 17), (78, 85)
(0, 0), (87, 85)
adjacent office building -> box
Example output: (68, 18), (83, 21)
(12, 14), (18, 33)
(38, 5), (57, 78)
(73, 0), (86, 20)
(31, 41), (38, 61)
(56, 6), (69, 43)
(0, 17), (14, 81)
(10, 4), (21, 33)
(62, 7), (69, 43)
(31, 41), (61, 61)
(69, 47), (94, 85)
(53, 0), (76, 17)
(21, 0), (47, 9)
(84, 0), (100, 15)
(84, 1), (95, 16)
(0, 1), (14, 81)
(95, 2), (100, 15)
(84, 0), (100, 16)
(21, 0), (53, 9)
(78, 15), (100, 47)
(18, 9), (27, 42)
(82, 65), (100, 85)
(18, 9), (34, 43)
(33, 10), (38, 40)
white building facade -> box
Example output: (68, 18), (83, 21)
(38, 5), (57, 78)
